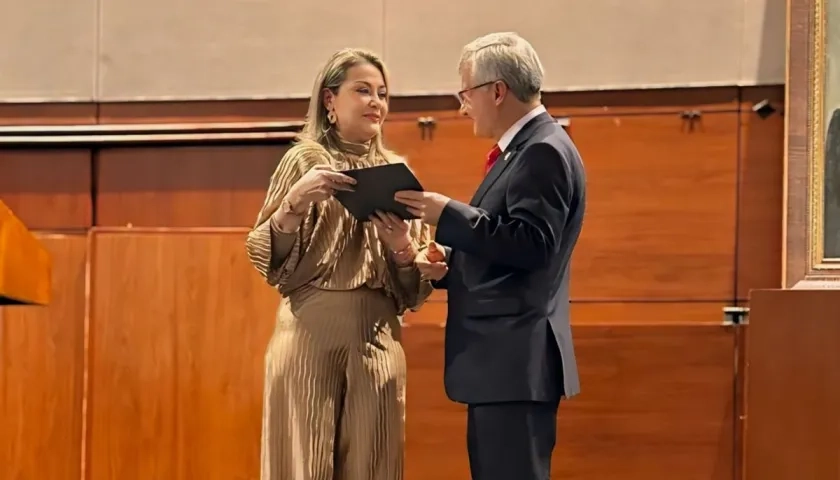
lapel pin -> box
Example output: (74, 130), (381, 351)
(504, 151), (512, 161)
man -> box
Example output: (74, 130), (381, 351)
(395, 32), (586, 480)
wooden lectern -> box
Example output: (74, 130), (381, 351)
(0, 200), (51, 305)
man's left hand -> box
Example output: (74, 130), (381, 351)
(394, 190), (451, 225)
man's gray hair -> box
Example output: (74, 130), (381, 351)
(459, 32), (544, 103)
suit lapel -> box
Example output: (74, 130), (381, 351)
(470, 147), (517, 206)
(469, 112), (554, 207)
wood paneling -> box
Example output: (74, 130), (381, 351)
(96, 146), (288, 227)
(568, 302), (726, 325)
(0, 86), (787, 479)
(0, 234), (87, 480)
(87, 229), (277, 480)
(542, 87), (740, 116)
(744, 289), (840, 480)
(0, 103), (96, 126)
(97, 100), (309, 123)
(78, 231), (736, 480)
(736, 88), (785, 299)
(405, 297), (726, 326)
(0, 150), (92, 229)
(562, 112), (739, 301)
(384, 116), (493, 204)
(403, 324), (736, 480)
(386, 110), (740, 302)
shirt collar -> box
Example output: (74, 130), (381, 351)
(497, 104), (547, 152)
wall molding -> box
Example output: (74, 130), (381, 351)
(0, 86), (785, 146)
(0, 121), (303, 147)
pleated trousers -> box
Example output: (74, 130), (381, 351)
(260, 286), (406, 480)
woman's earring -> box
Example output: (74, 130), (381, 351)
(327, 110), (337, 124)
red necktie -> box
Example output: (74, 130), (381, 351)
(484, 144), (502, 174)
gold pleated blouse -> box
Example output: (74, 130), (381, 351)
(245, 137), (433, 315)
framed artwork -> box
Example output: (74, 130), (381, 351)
(786, 0), (840, 286)
(821, 0), (840, 260)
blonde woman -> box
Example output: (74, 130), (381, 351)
(245, 49), (434, 480)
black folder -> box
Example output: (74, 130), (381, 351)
(333, 163), (424, 221)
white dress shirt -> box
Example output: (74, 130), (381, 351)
(497, 104), (548, 152)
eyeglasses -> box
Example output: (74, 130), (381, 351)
(455, 80), (502, 103)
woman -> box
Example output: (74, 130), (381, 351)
(245, 48), (434, 480)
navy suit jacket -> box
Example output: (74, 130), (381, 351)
(434, 111), (586, 405)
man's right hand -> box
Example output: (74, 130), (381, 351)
(416, 241), (448, 281)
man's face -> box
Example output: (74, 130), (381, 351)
(458, 67), (498, 138)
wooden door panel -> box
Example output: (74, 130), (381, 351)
(403, 323), (735, 480)
(88, 229), (278, 480)
(0, 150), (92, 229)
(96, 145), (288, 228)
(0, 234), (87, 480)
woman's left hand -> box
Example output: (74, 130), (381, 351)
(371, 210), (411, 251)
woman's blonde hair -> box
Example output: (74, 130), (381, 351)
(297, 48), (400, 164)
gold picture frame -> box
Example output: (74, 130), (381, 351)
(785, 0), (840, 286)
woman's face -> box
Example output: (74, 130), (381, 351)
(324, 63), (389, 143)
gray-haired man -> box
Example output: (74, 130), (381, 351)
(396, 32), (587, 480)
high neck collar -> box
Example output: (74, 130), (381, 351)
(331, 132), (372, 156)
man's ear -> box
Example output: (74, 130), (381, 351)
(494, 81), (507, 105)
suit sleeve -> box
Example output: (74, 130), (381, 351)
(435, 142), (572, 270)
(430, 245), (452, 289)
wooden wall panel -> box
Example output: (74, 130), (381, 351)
(0, 103), (97, 126)
(402, 325), (468, 479)
(556, 324), (735, 480)
(0, 86), (785, 479)
(384, 116), (493, 204)
(87, 229), (278, 480)
(0, 150), (92, 229)
(565, 112), (739, 301)
(387, 110), (739, 302)
(736, 89), (784, 299)
(405, 296), (727, 326)
(745, 289), (840, 480)
(0, 234), (87, 480)
(403, 323), (736, 480)
(96, 146), (287, 227)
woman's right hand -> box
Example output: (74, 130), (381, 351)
(288, 165), (356, 207)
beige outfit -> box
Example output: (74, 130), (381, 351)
(245, 137), (433, 480)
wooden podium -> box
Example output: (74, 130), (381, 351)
(0, 200), (51, 305)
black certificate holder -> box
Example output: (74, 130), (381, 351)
(333, 163), (425, 222)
